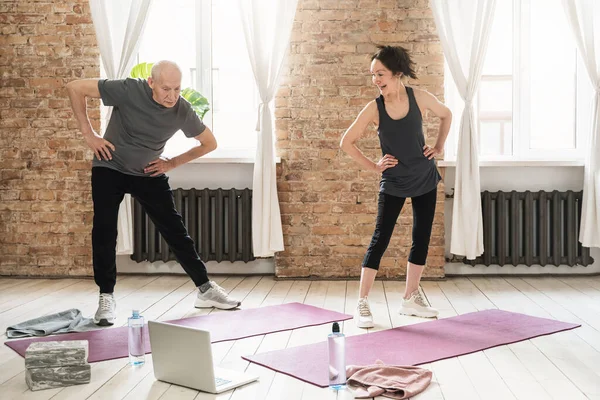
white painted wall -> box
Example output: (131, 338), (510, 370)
(442, 165), (600, 275)
(167, 160), (255, 190)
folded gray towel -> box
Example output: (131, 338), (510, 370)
(7, 309), (100, 338)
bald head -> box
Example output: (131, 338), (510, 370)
(148, 60), (182, 108)
(150, 60), (182, 83)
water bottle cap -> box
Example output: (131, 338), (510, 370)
(132, 309), (140, 318)
(332, 322), (340, 333)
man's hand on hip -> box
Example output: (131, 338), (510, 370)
(144, 157), (176, 177)
(84, 131), (115, 161)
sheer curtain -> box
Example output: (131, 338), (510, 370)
(237, 0), (299, 257)
(562, 0), (600, 247)
(430, 0), (497, 259)
(89, 0), (152, 254)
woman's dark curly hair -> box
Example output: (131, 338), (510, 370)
(371, 45), (417, 79)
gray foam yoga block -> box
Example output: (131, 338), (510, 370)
(26, 364), (91, 391)
(25, 340), (88, 368)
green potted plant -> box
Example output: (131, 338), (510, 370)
(130, 62), (210, 119)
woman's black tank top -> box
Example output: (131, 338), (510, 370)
(376, 86), (441, 198)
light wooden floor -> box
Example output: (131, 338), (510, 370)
(0, 275), (599, 400)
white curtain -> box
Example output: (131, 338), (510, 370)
(237, 0), (298, 257)
(89, 0), (152, 255)
(563, 0), (600, 247)
(430, 0), (496, 259)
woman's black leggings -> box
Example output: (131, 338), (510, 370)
(362, 187), (437, 269)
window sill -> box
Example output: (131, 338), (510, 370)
(438, 160), (585, 167)
(188, 153), (281, 164)
(189, 157), (255, 164)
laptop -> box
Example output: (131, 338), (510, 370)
(148, 320), (259, 394)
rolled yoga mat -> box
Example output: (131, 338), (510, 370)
(242, 309), (580, 387)
(5, 302), (352, 363)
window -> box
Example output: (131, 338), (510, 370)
(444, 0), (593, 162)
(135, 0), (258, 158)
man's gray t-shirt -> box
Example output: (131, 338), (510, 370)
(93, 78), (206, 176)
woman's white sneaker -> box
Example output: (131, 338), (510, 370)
(355, 297), (374, 328)
(399, 288), (439, 318)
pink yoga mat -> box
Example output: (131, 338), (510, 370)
(242, 309), (580, 387)
(5, 302), (351, 363)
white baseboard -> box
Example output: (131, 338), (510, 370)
(444, 262), (600, 275)
(116, 255), (275, 275)
(116, 256), (599, 277)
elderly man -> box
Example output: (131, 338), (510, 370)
(66, 61), (241, 326)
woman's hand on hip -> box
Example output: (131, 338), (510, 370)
(423, 145), (442, 160)
(375, 154), (398, 173)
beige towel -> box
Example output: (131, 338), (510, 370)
(346, 360), (432, 399)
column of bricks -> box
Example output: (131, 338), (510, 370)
(274, 0), (446, 278)
(0, 1), (99, 276)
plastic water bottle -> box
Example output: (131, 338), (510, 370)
(327, 322), (346, 390)
(128, 309), (145, 366)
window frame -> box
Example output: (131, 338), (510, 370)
(443, 0), (592, 163)
(122, 0), (260, 160)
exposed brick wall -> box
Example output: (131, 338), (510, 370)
(274, 0), (446, 278)
(0, 1), (99, 276)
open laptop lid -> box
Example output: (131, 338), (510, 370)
(148, 320), (217, 393)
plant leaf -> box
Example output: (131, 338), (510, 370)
(129, 62), (153, 79)
(181, 87), (210, 119)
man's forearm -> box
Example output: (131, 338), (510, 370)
(66, 85), (94, 137)
(171, 142), (217, 168)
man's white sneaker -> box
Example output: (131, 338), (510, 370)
(355, 297), (374, 328)
(399, 287), (439, 318)
(195, 281), (241, 310)
(93, 293), (116, 326)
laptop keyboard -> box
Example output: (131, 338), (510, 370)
(215, 377), (232, 387)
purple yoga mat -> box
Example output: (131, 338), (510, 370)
(243, 309), (580, 387)
(5, 302), (351, 363)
